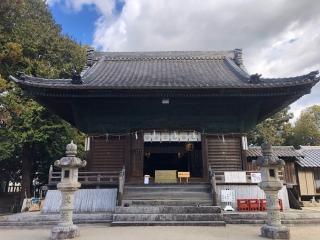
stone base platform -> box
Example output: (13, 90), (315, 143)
(2, 209), (320, 227)
(0, 212), (112, 227)
(51, 224), (80, 240)
(261, 224), (290, 239)
(224, 210), (320, 225)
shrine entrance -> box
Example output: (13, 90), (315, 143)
(143, 141), (203, 179)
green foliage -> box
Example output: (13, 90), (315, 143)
(291, 105), (320, 146)
(248, 107), (293, 146)
(248, 105), (320, 147)
(0, 0), (86, 192)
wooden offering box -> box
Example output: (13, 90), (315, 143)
(155, 170), (177, 183)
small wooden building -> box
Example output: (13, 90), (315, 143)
(11, 49), (319, 185)
(246, 146), (301, 186)
(296, 146), (320, 200)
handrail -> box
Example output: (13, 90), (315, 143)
(118, 166), (126, 206)
(48, 165), (53, 185)
(208, 166), (217, 206)
(213, 170), (284, 184)
(48, 168), (121, 186)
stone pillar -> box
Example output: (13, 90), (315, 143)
(256, 143), (290, 239)
(51, 141), (86, 240)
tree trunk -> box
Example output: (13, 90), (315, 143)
(20, 143), (33, 201)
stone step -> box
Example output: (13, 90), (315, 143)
(125, 183), (210, 187)
(112, 213), (224, 222)
(124, 185), (210, 193)
(115, 206), (221, 214)
(111, 221), (226, 226)
(123, 199), (213, 206)
(123, 192), (211, 200)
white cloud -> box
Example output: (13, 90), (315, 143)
(49, 0), (320, 121)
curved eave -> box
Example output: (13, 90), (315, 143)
(9, 74), (319, 98)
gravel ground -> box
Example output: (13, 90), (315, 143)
(1, 224), (320, 240)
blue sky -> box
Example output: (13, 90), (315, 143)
(50, 4), (98, 45)
(49, 0), (125, 45)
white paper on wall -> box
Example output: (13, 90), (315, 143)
(250, 172), (262, 183)
(221, 189), (236, 202)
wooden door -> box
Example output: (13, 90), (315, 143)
(130, 132), (144, 178)
(298, 169), (315, 195)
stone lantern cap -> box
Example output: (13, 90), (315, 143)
(255, 142), (285, 168)
(54, 141), (87, 168)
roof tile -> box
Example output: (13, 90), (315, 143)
(296, 146), (320, 167)
(247, 146), (302, 158)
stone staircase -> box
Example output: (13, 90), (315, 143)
(112, 183), (225, 226)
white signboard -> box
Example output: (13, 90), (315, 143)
(250, 172), (262, 183)
(221, 189), (236, 202)
(224, 171), (247, 183)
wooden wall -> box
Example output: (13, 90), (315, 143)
(204, 135), (242, 171)
(87, 136), (127, 172)
(88, 134), (245, 178)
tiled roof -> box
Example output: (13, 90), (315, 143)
(296, 146), (320, 168)
(10, 50), (319, 90)
(247, 146), (302, 159)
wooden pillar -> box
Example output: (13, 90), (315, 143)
(241, 134), (248, 171)
(201, 134), (208, 180)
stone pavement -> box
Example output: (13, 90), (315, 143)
(1, 224), (320, 240)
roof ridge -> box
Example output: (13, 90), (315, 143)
(300, 146), (320, 150)
(224, 57), (249, 80)
(248, 145), (295, 149)
(102, 56), (227, 61)
(261, 70), (319, 81)
(92, 50), (236, 60)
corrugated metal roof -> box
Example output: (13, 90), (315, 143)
(10, 50), (319, 90)
(247, 146), (302, 158)
(296, 146), (320, 168)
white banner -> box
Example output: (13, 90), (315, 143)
(144, 131), (201, 142)
(224, 171), (247, 183)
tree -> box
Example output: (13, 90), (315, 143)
(0, 0), (86, 198)
(248, 107), (293, 146)
(291, 105), (320, 146)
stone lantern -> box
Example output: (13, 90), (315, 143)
(256, 142), (289, 239)
(51, 141), (86, 240)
